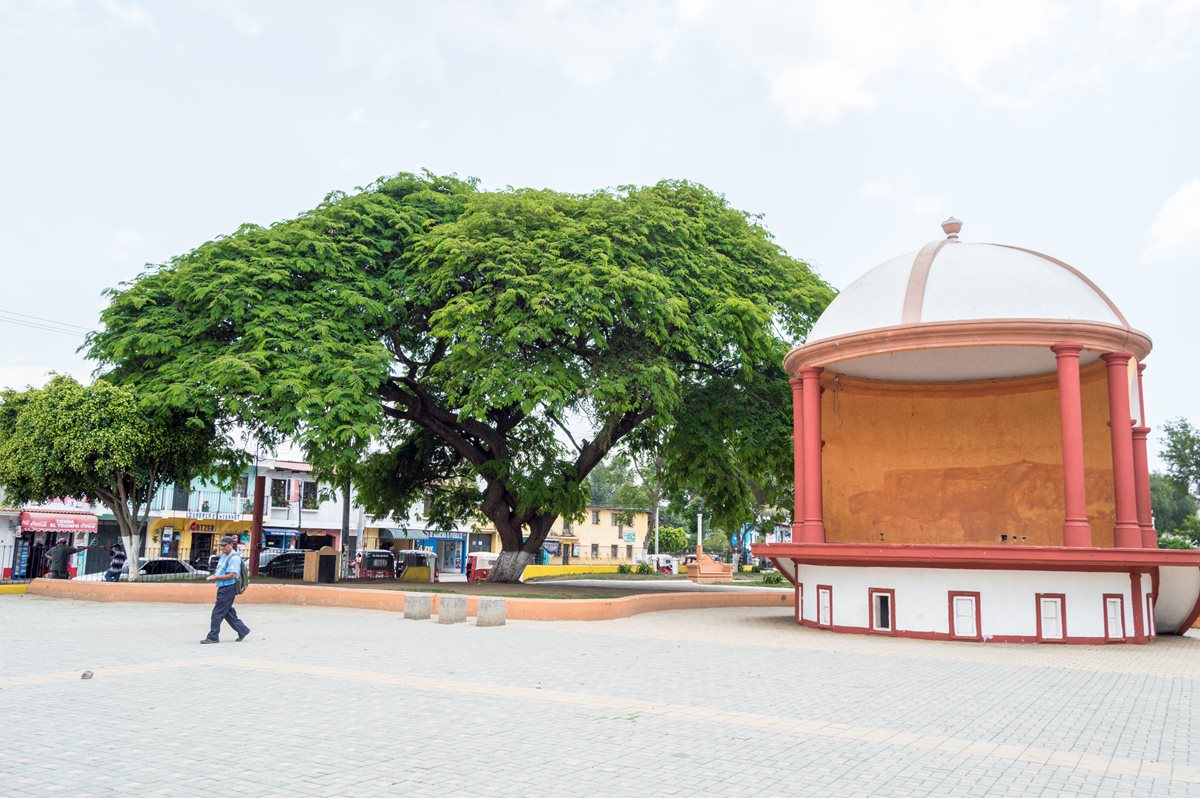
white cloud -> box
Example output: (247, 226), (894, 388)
(106, 228), (148, 264)
(1142, 178), (1200, 264)
(100, 0), (155, 33)
(861, 180), (894, 198)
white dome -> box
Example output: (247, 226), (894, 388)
(786, 221), (1150, 382)
(808, 240), (1127, 343)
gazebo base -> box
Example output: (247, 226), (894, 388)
(752, 543), (1200, 644)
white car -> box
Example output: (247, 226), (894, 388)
(75, 558), (210, 581)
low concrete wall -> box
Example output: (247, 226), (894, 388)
(521, 565), (622, 579)
(26, 579), (792, 621)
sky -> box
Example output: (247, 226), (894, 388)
(0, 0), (1197, 467)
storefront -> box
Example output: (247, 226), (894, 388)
(364, 527), (468, 573)
(148, 515), (252, 568)
(11, 509), (99, 579)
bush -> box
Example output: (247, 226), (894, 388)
(762, 571), (784, 585)
(1157, 532), (1194, 549)
(617, 563), (632, 574)
(635, 562), (654, 575)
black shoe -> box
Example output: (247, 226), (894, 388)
(200, 638), (219, 644)
(236, 631), (250, 642)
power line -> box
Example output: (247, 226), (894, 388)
(0, 307), (93, 333)
(0, 315), (87, 338)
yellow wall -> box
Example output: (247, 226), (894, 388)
(821, 363), (1117, 547)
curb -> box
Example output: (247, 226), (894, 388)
(25, 579), (793, 621)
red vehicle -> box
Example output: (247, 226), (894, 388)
(467, 551), (499, 582)
(352, 549), (396, 579)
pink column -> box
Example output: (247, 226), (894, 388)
(790, 377), (805, 543)
(1132, 427), (1155, 547)
(800, 367), (825, 543)
(1102, 352), (1140, 548)
(1052, 343), (1093, 547)
(1134, 364), (1156, 548)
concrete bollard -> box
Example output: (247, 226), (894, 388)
(476, 597), (507, 627)
(404, 593), (432, 620)
(438, 594), (467, 624)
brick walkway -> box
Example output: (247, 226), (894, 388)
(1, 595), (1198, 797)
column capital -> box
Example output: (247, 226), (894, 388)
(1100, 351), (1133, 366)
(1050, 342), (1085, 357)
(1137, 362), (1147, 376)
(789, 377), (802, 390)
(798, 366), (824, 380)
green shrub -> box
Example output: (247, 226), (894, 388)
(762, 571), (784, 585)
(635, 562), (653, 575)
(617, 563), (632, 574)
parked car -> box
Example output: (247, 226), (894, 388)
(76, 558), (209, 581)
(259, 550), (307, 579)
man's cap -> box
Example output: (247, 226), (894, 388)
(219, 535), (238, 546)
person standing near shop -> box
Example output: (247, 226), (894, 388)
(44, 537), (90, 579)
(201, 536), (250, 644)
(103, 543), (127, 582)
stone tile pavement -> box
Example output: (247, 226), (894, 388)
(1, 594), (1199, 797)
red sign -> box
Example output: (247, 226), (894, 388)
(20, 512), (98, 533)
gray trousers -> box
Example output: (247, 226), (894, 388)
(207, 584), (250, 641)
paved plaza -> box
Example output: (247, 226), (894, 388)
(2, 595), (1199, 797)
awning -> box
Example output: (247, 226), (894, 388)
(20, 512), (97, 534)
(380, 528), (430, 540)
(263, 528), (301, 537)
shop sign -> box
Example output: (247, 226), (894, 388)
(623, 530), (636, 543)
(19, 512), (98, 533)
(542, 540), (560, 555)
(185, 511), (241, 521)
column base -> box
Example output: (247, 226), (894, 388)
(799, 521), (825, 544)
(1114, 524), (1142, 548)
(1061, 521), (1093, 548)
(1141, 526), (1157, 548)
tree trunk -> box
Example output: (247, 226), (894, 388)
(488, 549), (536, 582)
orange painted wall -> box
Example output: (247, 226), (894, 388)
(820, 363), (1117, 546)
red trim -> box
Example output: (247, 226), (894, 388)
(1129, 572), (1146, 643)
(19, 511), (98, 533)
(948, 591), (982, 640)
(797, 618), (1109, 644)
(816, 584), (833, 628)
(1103, 593), (1126, 641)
(1035, 593), (1067, 642)
(794, 580), (802, 625)
(868, 587), (896, 634)
(750, 542), (1200, 572)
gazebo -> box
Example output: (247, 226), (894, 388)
(753, 219), (1200, 643)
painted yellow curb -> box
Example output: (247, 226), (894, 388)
(26, 579), (792, 621)
(0, 584), (29, 595)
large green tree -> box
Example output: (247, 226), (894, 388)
(1161, 418), (1200, 494)
(1150, 472), (1197, 535)
(89, 172), (832, 581)
(0, 377), (242, 577)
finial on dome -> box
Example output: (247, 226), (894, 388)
(942, 217), (962, 240)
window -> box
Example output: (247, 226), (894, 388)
(562, 520), (571, 534)
(949, 592), (981, 640)
(270, 478), (289, 507)
(626, 545), (633, 559)
(869, 589), (895, 633)
(817, 585), (833, 628)
(610, 545), (618, 559)
(234, 475), (249, 498)
(611, 512), (620, 526)
(301, 481), (320, 510)
(1036, 593), (1065, 641)
(591, 544), (599, 558)
(591, 511), (600, 525)
(1104, 594), (1125, 640)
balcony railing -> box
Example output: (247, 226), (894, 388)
(148, 487), (253, 517)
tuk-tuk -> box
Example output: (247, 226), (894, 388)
(467, 551), (500, 582)
(396, 549), (439, 583)
(353, 549), (396, 579)
(643, 553), (678, 575)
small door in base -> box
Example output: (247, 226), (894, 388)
(817, 586), (832, 627)
(1039, 596), (1064, 641)
(1105, 597), (1125, 640)
(952, 594), (978, 638)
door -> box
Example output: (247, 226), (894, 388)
(952, 594), (978, 638)
(1105, 597), (1125, 640)
(1146, 595), (1155, 639)
(1038, 596), (1064, 641)
(817, 586), (832, 627)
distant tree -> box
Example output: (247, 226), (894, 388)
(0, 377), (242, 578)
(1150, 472), (1197, 535)
(89, 172), (832, 581)
(1161, 418), (1200, 494)
(653, 525), (689, 552)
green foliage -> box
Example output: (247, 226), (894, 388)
(88, 171), (832, 575)
(1157, 532), (1194, 549)
(1161, 418), (1200, 494)
(1150, 472), (1198, 534)
(652, 525), (690, 552)
(635, 561), (654, 575)
(617, 563), (632, 574)
(702, 531), (730, 554)
(0, 377), (242, 558)
(762, 571), (784, 585)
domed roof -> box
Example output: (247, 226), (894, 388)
(786, 219), (1151, 382)
(808, 219), (1127, 342)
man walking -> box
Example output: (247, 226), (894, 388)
(201, 535), (250, 644)
(44, 537), (90, 579)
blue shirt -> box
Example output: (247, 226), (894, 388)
(215, 552), (242, 587)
